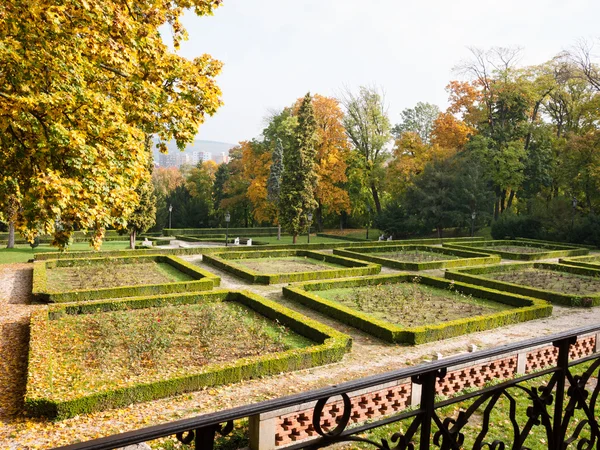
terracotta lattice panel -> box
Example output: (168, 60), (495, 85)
(436, 356), (518, 397)
(274, 383), (411, 446)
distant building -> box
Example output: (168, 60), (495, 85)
(219, 152), (230, 164)
(158, 152), (190, 168)
(190, 151), (212, 166)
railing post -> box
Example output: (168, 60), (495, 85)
(551, 336), (576, 450)
(413, 368), (446, 450)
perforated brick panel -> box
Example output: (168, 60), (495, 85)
(570, 335), (596, 360)
(436, 356), (518, 397)
(274, 383), (411, 446)
(525, 336), (596, 373)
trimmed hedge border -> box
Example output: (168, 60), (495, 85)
(333, 245), (500, 270)
(33, 237), (489, 262)
(443, 239), (588, 260)
(445, 262), (600, 307)
(282, 274), (552, 345)
(516, 238), (596, 250)
(25, 290), (352, 419)
(164, 227), (281, 237)
(32, 255), (221, 303)
(559, 254), (600, 270)
(203, 250), (381, 284)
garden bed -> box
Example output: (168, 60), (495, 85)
(559, 254), (600, 270)
(25, 290), (351, 419)
(283, 274), (551, 344)
(32, 255), (220, 302)
(334, 245), (500, 270)
(443, 240), (588, 260)
(445, 262), (600, 306)
(202, 250), (380, 284)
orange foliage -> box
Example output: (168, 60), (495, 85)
(430, 112), (476, 151)
(446, 80), (483, 127)
(152, 167), (184, 197)
(388, 132), (456, 196)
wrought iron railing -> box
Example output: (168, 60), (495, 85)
(53, 324), (600, 450)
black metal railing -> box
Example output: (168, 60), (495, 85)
(53, 324), (600, 450)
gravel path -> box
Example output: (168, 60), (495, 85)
(2, 253), (600, 448)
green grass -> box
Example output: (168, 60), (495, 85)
(254, 235), (352, 245)
(232, 256), (346, 274)
(0, 241), (136, 264)
(313, 282), (511, 327)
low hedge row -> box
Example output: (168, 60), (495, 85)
(317, 234), (487, 244)
(203, 250), (381, 284)
(558, 255), (600, 270)
(282, 274), (552, 345)
(333, 245), (500, 270)
(164, 227), (281, 237)
(32, 255), (220, 303)
(443, 240), (588, 260)
(32, 237), (489, 262)
(445, 262), (600, 307)
(25, 290), (352, 419)
(516, 238), (597, 250)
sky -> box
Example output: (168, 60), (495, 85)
(171, 0), (600, 145)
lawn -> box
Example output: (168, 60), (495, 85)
(313, 281), (510, 327)
(232, 256), (345, 274)
(377, 249), (460, 262)
(0, 241), (135, 264)
(39, 302), (311, 399)
(484, 268), (600, 295)
(46, 261), (194, 291)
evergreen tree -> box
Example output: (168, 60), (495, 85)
(267, 139), (284, 239)
(279, 93), (318, 243)
(213, 163), (231, 225)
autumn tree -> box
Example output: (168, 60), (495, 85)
(341, 86), (392, 214)
(125, 177), (156, 249)
(0, 0), (223, 249)
(279, 93), (318, 243)
(212, 163), (230, 226)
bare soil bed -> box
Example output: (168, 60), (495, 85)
(42, 302), (310, 399)
(377, 249), (460, 262)
(46, 262), (193, 291)
(485, 245), (544, 254)
(232, 256), (344, 274)
(313, 281), (510, 327)
(484, 268), (600, 294)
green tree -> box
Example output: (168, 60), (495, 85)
(341, 86), (392, 214)
(213, 163), (230, 226)
(392, 102), (440, 144)
(267, 139), (284, 239)
(279, 93), (318, 243)
(125, 177), (156, 249)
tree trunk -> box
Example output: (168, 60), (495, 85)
(277, 224), (281, 241)
(316, 203), (324, 232)
(500, 189), (507, 213)
(293, 234), (297, 244)
(507, 190), (516, 210)
(7, 221), (15, 249)
(437, 226), (442, 239)
(494, 197), (500, 220)
(130, 229), (136, 249)
(370, 183), (382, 214)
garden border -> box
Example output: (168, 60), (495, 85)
(25, 290), (352, 419)
(443, 239), (588, 260)
(333, 244), (500, 270)
(282, 274), (552, 345)
(559, 254), (600, 270)
(202, 250), (380, 284)
(445, 262), (600, 307)
(32, 254), (221, 303)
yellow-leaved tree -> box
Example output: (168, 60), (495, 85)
(0, 0), (223, 248)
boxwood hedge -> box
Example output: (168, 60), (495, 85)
(445, 262), (600, 307)
(559, 254), (600, 269)
(32, 255), (221, 303)
(283, 274), (551, 345)
(333, 245), (500, 270)
(202, 250), (380, 284)
(443, 240), (588, 261)
(25, 290), (352, 419)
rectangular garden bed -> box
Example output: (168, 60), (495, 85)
(443, 240), (588, 260)
(282, 274), (551, 345)
(559, 254), (600, 270)
(202, 250), (380, 284)
(445, 262), (600, 307)
(333, 245), (500, 270)
(25, 290), (351, 419)
(32, 254), (220, 302)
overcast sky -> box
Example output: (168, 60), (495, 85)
(172, 0), (600, 145)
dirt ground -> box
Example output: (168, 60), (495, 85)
(1, 252), (600, 448)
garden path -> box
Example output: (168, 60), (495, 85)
(2, 252), (600, 448)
